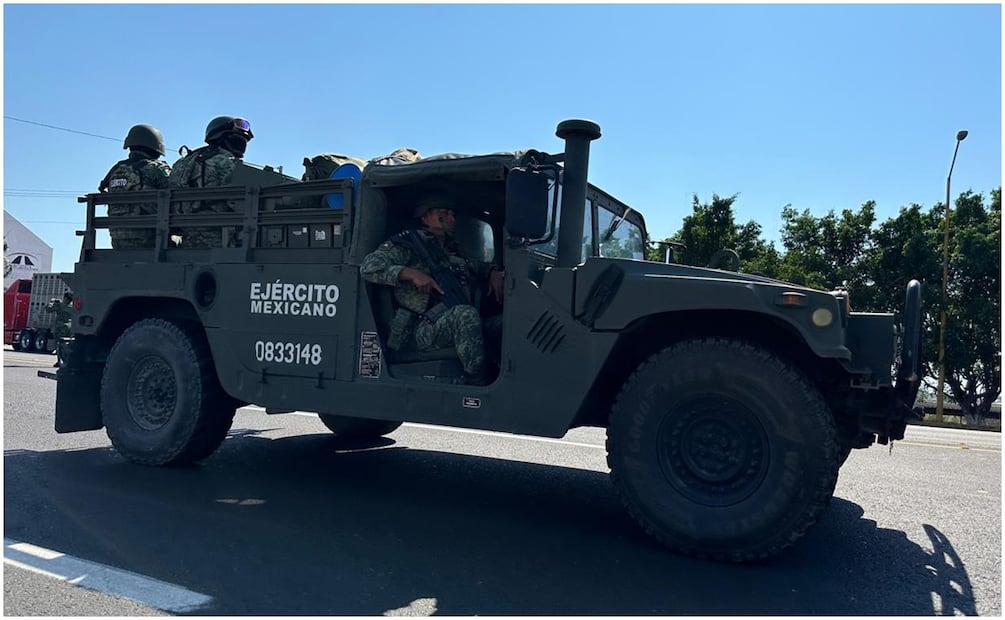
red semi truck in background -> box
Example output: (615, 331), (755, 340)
(3, 273), (71, 353)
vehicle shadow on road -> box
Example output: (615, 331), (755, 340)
(2, 430), (978, 616)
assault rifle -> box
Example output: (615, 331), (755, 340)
(403, 230), (473, 323)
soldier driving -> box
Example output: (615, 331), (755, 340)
(360, 193), (504, 385)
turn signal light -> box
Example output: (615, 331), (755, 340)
(775, 292), (807, 307)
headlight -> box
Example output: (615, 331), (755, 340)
(812, 308), (834, 327)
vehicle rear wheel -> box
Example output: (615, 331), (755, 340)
(318, 415), (402, 440)
(607, 338), (839, 563)
(101, 318), (237, 466)
(18, 329), (35, 352)
(34, 330), (50, 353)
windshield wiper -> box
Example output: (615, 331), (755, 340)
(600, 206), (635, 243)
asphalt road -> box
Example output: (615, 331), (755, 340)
(4, 349), (1001, 616)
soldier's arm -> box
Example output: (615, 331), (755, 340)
(362, 242), (444, 294)
(98, 166), (114, 192)
(145, 162), (172, 189)
(360, 241), (413, 287)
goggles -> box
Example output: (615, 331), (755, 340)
(231, 118), (254, 139)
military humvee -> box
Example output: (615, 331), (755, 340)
(50, 119), (922, 562)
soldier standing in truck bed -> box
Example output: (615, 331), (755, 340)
(98, 124), (171, 249)
(169, 116), (254, 248)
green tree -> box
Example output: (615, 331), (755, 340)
(942, 189), (1001, 425)
(645, 189), (1001, 422)
(661, 194), (777, 274)
(862, 190), (1000, 424)
(776, 202), (876, 290)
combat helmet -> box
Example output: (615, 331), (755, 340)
(205, 116), (254, 143)
(123, 124), (166, 157)
(413, 193), (455, 218)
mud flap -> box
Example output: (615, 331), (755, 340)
(53, 365), (104, 433)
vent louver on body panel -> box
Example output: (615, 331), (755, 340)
(526, 311), (565, 353)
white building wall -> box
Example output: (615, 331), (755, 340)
(4, 210), (54, 290)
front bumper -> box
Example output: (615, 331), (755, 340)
(841, 280), (922, 446)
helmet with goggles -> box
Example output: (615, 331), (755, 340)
(204, 116), (254, 143)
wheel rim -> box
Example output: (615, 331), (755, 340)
(657, 395), (770, 507)
(126, 355), (178, 430)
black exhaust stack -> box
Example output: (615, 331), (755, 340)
(555, 119), (601, 268)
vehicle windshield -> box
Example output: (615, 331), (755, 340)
(589, 184), (646, 260)
(535, 179), (648, 262)
(595, 199), (645, 259)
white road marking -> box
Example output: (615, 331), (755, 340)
(5, 557), (66, 580)
(9, 541), (63, 560)
(3, 537), (213, 613)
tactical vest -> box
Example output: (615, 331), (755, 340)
(181, 146), (226, 188)
(99, 157), (153, 192)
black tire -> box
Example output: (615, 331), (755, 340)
(607, 338), (839, 563)
(34, 330), (50, 353)
(18, 329), (35, 352)
(11, 336), (23, 352)
(100, 318), (236, 466)
(318, 415), (402, 440)
(838, 445), (852, 467)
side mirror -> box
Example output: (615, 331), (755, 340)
(505, 167), (550, 239)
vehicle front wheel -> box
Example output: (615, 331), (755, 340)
(318, 415), (402, 440)
(101, 318), (236, 466)
(607, 338), (839, 563)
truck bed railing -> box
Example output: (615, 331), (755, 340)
(77, 179), (355, 264)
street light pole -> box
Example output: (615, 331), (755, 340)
(935, 129), (968, 422)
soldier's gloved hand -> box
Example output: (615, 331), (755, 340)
(401, 267), (444, 295)
(488, 268), (505, 304)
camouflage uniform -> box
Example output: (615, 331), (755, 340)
(360, 228), (502, 376)
(45, 298), (72, 338)
(99, 152), (171, 249)
(168, 146), (239, 248)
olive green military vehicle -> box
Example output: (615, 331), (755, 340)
(50, 119), (922, 562)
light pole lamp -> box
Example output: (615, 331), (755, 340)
(935, 129), (968, 422)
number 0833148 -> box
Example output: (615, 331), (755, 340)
(254, 341), (323, 366)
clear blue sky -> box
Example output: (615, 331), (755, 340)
(3, 3), (1001, 273)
